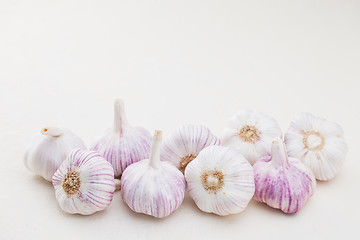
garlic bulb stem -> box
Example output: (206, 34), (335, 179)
(271, 137), (288, 166)
(41, 127), (63, 137)
(149, 130), (162, 168)
(113, 99), (128, 134)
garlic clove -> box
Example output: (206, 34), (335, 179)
(90, 99), (152, 177)
(52, 149), (116, 215)
(185, 145), (255, 216)
(161, 124), (221, 174)
(24, 127), (85, 181)
(284, 112), (347, 180)
(121, 130), (186, 218)
(253, 137), (316, 214)
(222, 110), (282, 165)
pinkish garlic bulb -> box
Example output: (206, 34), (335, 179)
(121, 130), (186, 218)
(254, 137), (316, 214)
(90, 99), (152, 177)
(52, 149), (116, 215)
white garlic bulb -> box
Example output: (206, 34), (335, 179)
(121, 130), (186, 218)
(254, 137), (316, 214)
(90, 99), (152, 177)
(284, 112), (347, 181)
(185, 145), (255, 216)
(161, 124), (221, 173)
(24, 127), (85, 181)
(52, 149), (116, 215)
(222, 110), (282, 165)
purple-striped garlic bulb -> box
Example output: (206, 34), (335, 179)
(222, 110), (282, 165)
(161, 124), (221, 174)
(185, 145), (255, 216)
(24, 127), (85, 181)
(121, 130), (186, 218)
(285, 112), (347, 181)
(52, 149), (116, 215)
(254, 137), (316, 214)
(90, 99), (152, 177)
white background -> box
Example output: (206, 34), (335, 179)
(1, 0), (359, 239)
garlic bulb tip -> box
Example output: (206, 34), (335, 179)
(40, 127), (63, 137)
(149, 130), (162, 168)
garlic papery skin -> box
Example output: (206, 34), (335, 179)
(24, 127), (85, 181)
(284, 112), (347, 181)
(90, 99), (152, 177)
(253, 137), (316, 214)
(121, 130), (186, 218)
(221, 110), (282, 165)
(52, 149), (115, 215)
(161, 124), (221, 174)
(185, 145), (255, 216)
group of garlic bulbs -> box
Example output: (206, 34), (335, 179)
(24, 100), (347, 217)
(220, 110), (346, 214)
(25, 99), (153, 215)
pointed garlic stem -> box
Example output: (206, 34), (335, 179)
(41, 127), (63, 137)
(271, 137), (289, 166)
(113, 99), (128, 134)
(149, 130), (162, 168)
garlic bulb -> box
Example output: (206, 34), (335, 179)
(284, 112), (347, 181)
(185, 145), (255, 216)
(121, 130), (186, 218)
(90, 99), (152, 177)
(254, 137), (316, 213)
(52, 149), (115, 215)
(222, 110), (282, 165)
(161, 124), (221, 173)
(24, 127), (85, 181)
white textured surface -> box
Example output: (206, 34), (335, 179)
(0, 0), (359, 239)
